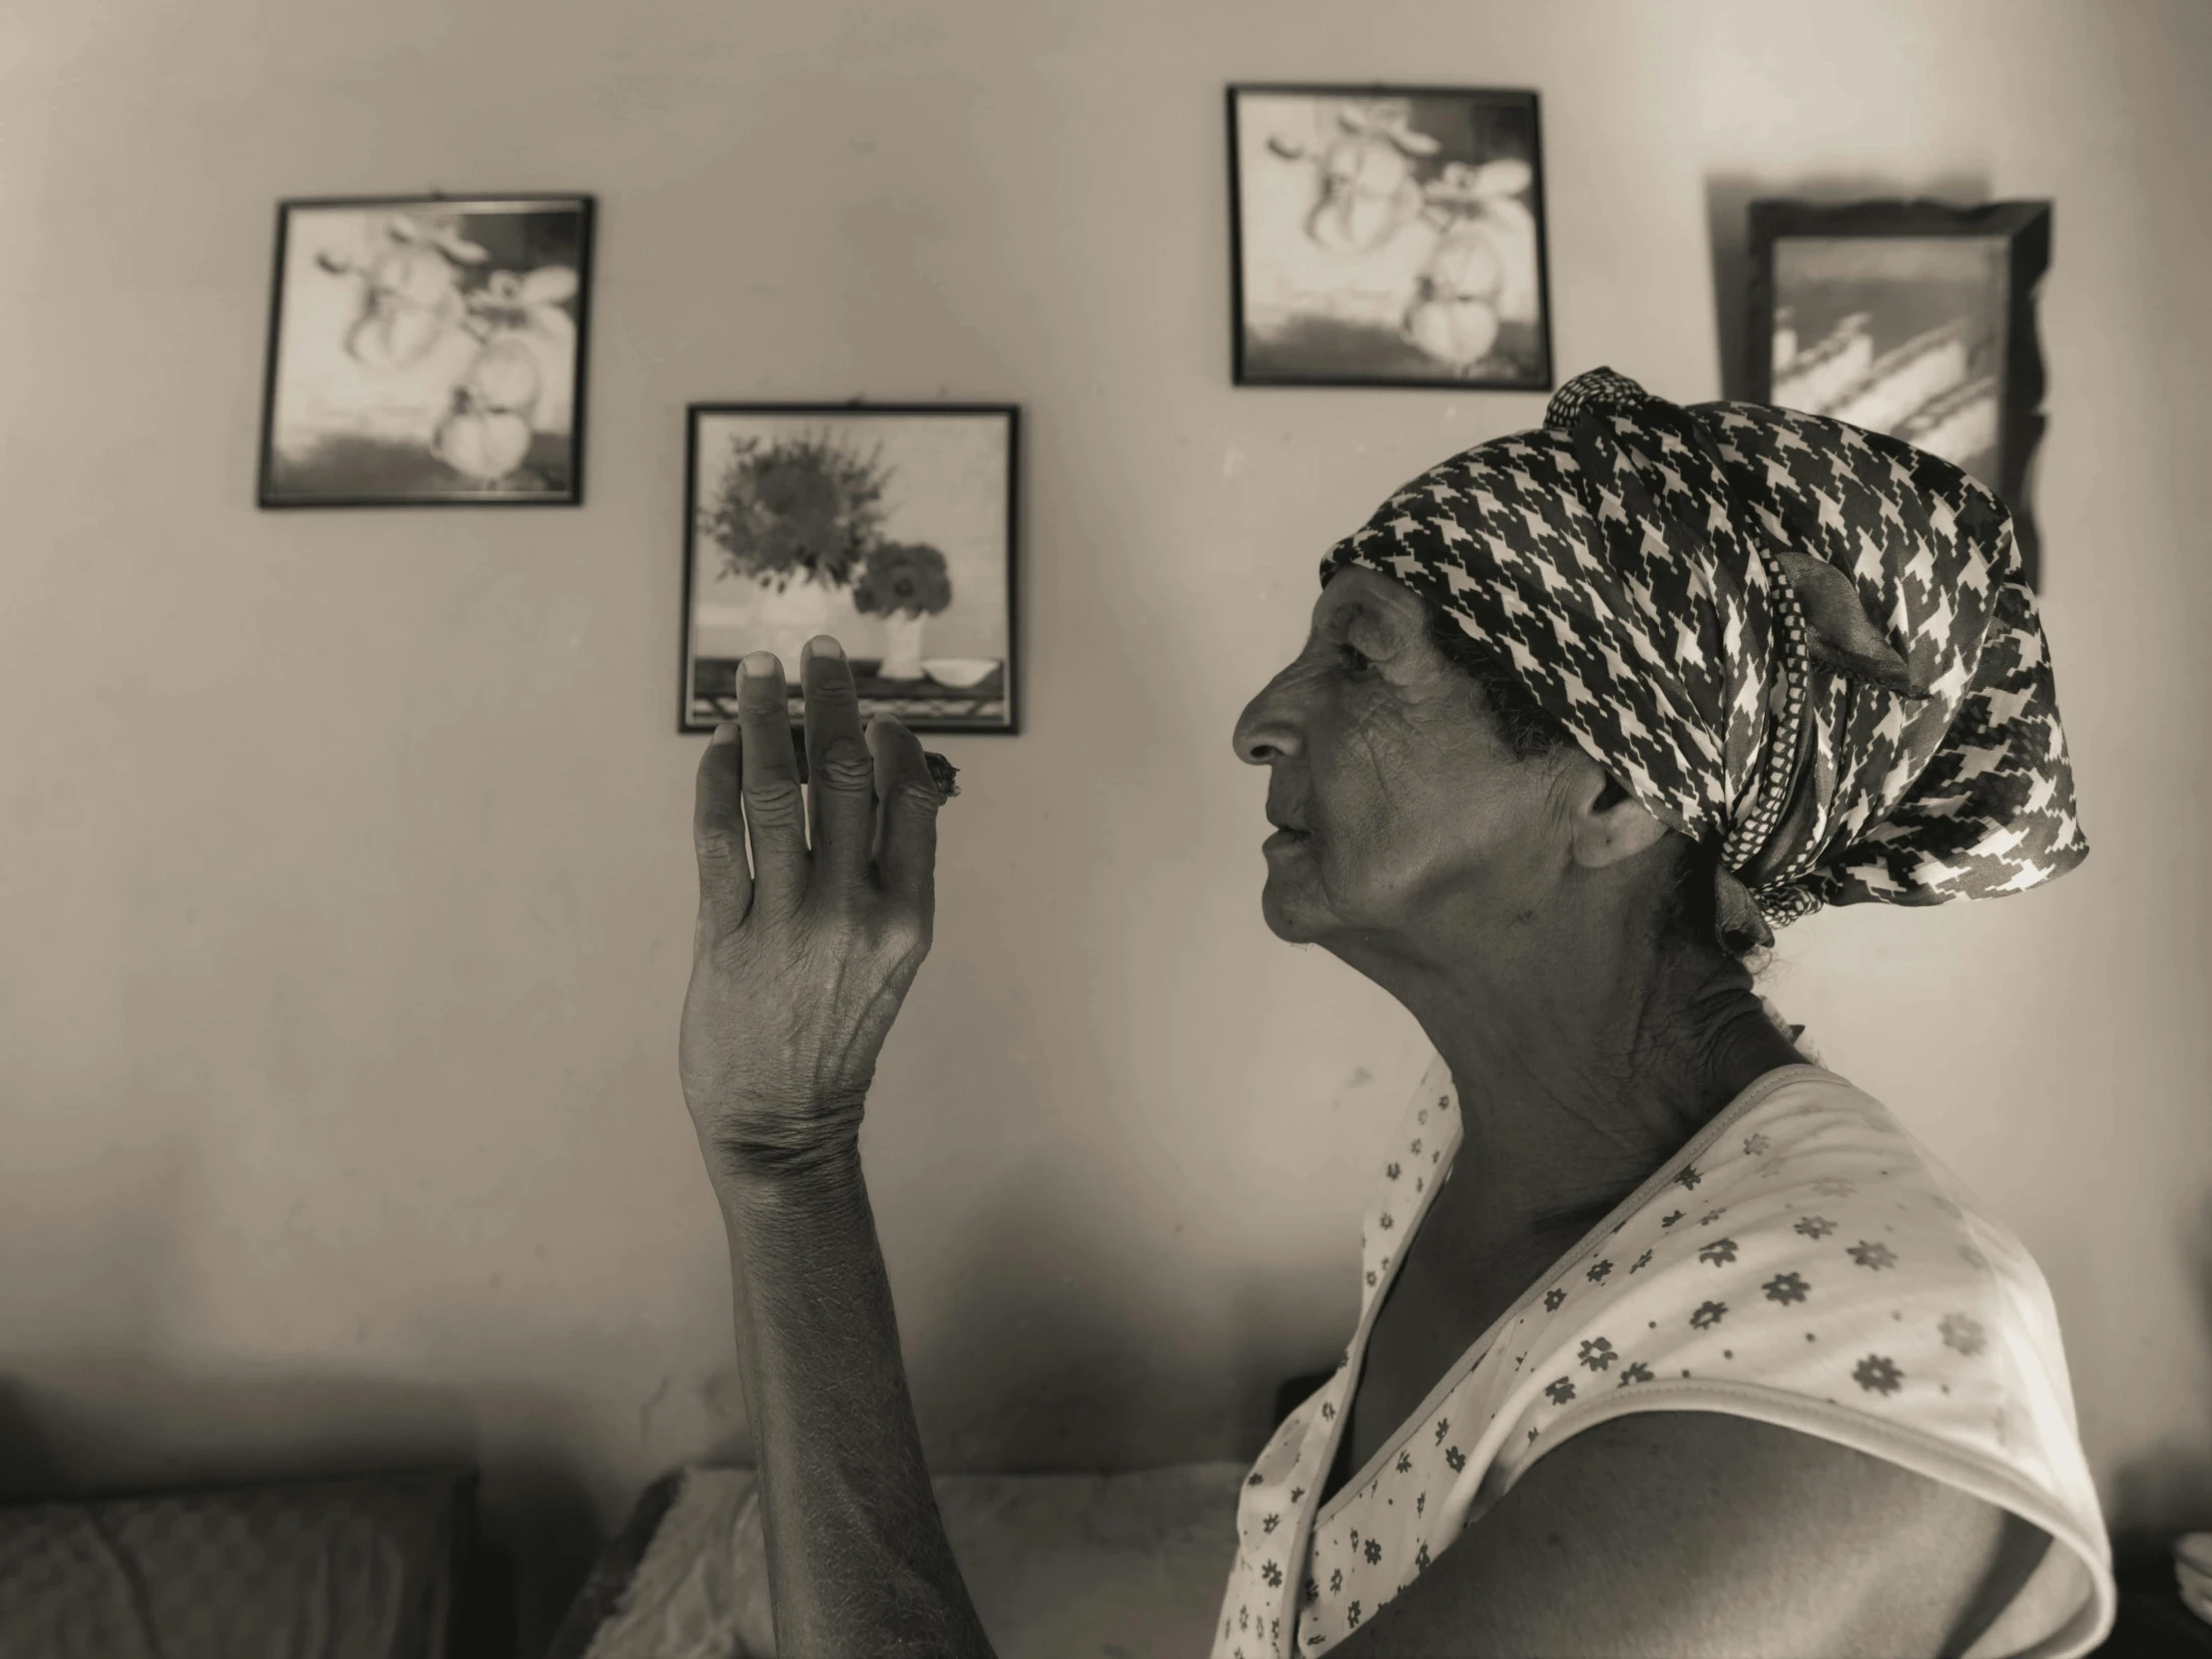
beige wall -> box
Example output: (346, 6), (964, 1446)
(3, 0), (2207, 1642)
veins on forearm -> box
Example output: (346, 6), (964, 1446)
(720, 1157), (996, 1657)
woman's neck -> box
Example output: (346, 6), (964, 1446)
(1349, 907), (1805, 1251)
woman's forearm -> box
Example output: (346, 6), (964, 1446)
(714, 1146), (995, 1659)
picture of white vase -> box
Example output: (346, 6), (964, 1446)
(697, 573), (857, 678)
(879, 612), (928, 681)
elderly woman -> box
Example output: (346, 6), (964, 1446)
(677, 369), (2116, 1658)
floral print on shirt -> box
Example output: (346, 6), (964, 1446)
(1210, 1050), (2113, 1659)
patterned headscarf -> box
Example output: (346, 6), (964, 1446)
(1319, 367), (2086, 945)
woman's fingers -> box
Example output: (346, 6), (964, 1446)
(869, 715), (941, 918)
(801, 637), (876, 887)
(737, 653), (810, 910)
(693, 723), (753, 941)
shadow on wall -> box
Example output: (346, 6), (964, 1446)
(782, 1178), (1224, 1476)
(909, 1177), (1215, 1475)
(0, 1356), (603, 1659)
(786, 1166), (1361, 1478)
(2106, 1190), (2212, 1587)
(1703, 170), (1992, 399)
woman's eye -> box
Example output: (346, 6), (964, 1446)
(1339, 642), (1374, 676)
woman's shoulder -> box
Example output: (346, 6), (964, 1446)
(1454, 1061), (2118, 1654)
(1706, 1064), (2047, 1296)
(1618, 1063), (2069, 1413)
(1500, 1066), (2033, 1394)
(1459, 1063), (2105, 1615)
(1702, 1062), (1967, 1198)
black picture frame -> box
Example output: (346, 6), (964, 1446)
(680, 402), (1021, 737)
(1228, 83), (1554, 391)
(1746, 198), (2051, 585)
(257, 193), (596, 508)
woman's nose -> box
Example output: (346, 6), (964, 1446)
(1233, 673), (1302, 766)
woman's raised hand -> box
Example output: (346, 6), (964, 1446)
(680, 637), (945, 1182)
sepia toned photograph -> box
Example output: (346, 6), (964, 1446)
(1230, 84), (1553, 389)
(1748, 199), (2052, 580)
(9, 5), (2210, 1658)
(258, 194), (594, 506)
(682, 404), (1018, 733)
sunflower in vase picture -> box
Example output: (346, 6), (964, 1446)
(682, 405), (1018, 734)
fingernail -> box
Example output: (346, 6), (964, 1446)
(710, 723), (738, 747)
(741, 652), (778, 680)
(812, 636), (844, 661)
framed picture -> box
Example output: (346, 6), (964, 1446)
(258, 194), (595, 506)
(1748, 199), (2052, 583)
(1228, 84), (1552, 390)
(682, 403), (1020, 735)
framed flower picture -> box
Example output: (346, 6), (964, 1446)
(257, 194), (595, 506)
(1228, 84), (1553, 389)
(681, 403), (1020, 734)
(1747, 199), (2052, 584)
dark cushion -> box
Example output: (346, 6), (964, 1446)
(0, 1468), (475, 1659)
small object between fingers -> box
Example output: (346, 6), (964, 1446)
(922, 751), (960, 800)
(787, 725), (959, 800)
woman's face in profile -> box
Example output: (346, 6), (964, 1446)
(1232, 567), (1567, 951)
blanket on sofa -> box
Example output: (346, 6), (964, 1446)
(560, 1461), (1248, 1659)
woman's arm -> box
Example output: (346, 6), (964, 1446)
(681, 642), (994, 1659)
(1329, 1410), (2049, 1658)
(713, 1157), (992, 1658)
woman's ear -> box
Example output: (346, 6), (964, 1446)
(1559, 756), (1671, 870)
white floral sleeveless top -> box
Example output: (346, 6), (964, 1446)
(1212, 1053), (2116, 1659)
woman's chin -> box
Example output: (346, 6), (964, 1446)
(1259, 872), (1329, 943)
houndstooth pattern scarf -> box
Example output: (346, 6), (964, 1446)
(1318, 367), (2087, 934)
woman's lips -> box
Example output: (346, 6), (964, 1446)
(1265, 826), (1313, 850)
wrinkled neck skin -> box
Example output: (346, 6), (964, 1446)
(1326, 864), (1806, 1257)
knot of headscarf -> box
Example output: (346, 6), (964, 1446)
(1318, 366), (2087, 947)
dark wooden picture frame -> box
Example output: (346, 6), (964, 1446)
(680, 402), (1021, 736)
(1747, 199), (2051, 584)
(257, 193), (595, 508)
(1228, 84), (1554, 391)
